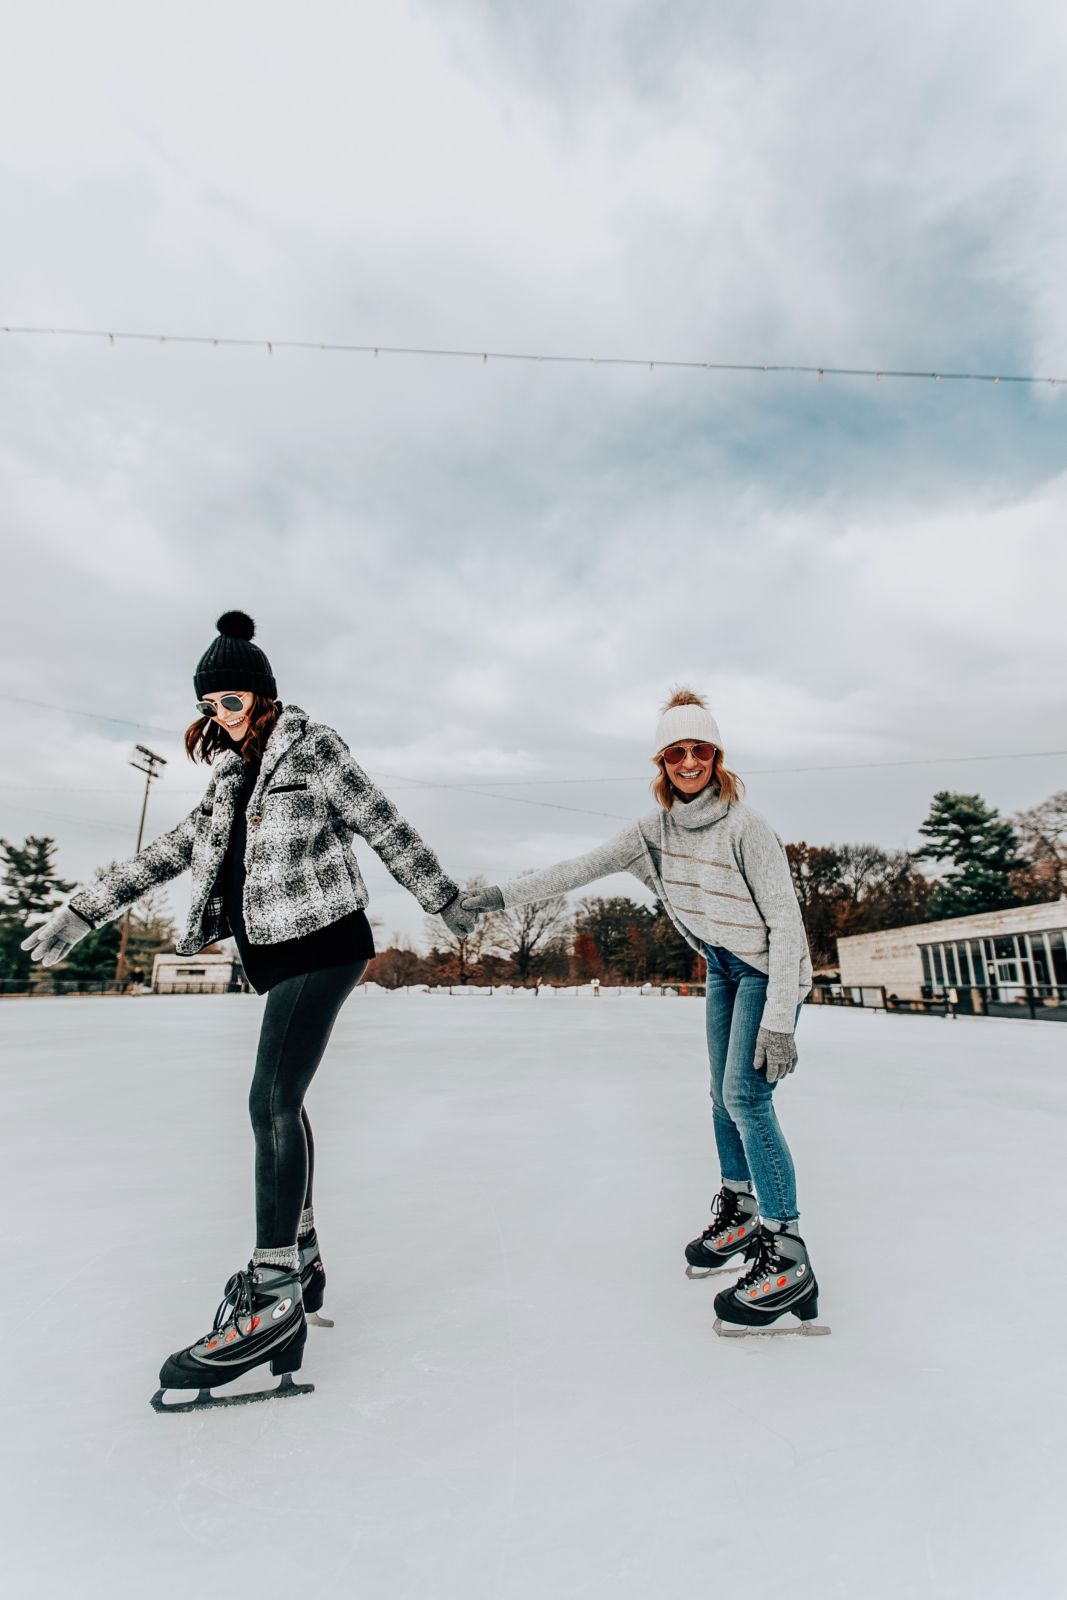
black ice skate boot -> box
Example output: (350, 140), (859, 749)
(712, 1227), (830, 1337)
(299, 1229), (333, 1327)
(685, 1187), (760, 1278)
(151, 1263), (312, 1412)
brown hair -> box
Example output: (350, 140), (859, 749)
(650, 688), (745, 811)
(185, 694), (282, 767)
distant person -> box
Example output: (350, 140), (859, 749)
(22, 611), (478, 1409)
(463, 689), (824, 1337)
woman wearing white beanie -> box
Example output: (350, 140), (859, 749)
(463, 688), (824, 1337)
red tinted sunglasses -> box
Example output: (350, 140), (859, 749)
(661, 743), (716, 766)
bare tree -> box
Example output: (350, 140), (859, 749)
(484, 876), (570, 983)
(123, 888), (177, 982)
(1013, 791), (1067, 898)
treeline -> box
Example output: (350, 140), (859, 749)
(3, 787), (1064, 989)
(789, 788), (1065, 968)
(375, 787), (1067, 985)
(372, 892), (706, 989)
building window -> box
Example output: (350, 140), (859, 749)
(1027, 934), (1051, 987)
(931, 947), (946, 986)
(968, 940), (986, 986)
(943, 945), (958, 985)
(921, 947), (934, 990)
(1049, 930), (1067, 986)
(955, 943), (972, 985)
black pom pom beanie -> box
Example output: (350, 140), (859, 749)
(194, 611), (278, 700)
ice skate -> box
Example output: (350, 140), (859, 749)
(712, 1227), (830, 1337)
(300, 1228), (333, 1327)
(151, 1262), (313, 1412)
(685, 1187), (760, 1278)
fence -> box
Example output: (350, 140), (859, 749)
(0, 978), (138, 999)
(0, 977), (247, 998)
(421, 982), (707, 997)
(810, 982), (1067, 1022)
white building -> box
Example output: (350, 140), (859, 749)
(151, 952), (247, 994)
(836, 898), (1067, 1011)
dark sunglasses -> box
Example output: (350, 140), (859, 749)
(196, 694), (251, 718)
(662, 743), (716, 766)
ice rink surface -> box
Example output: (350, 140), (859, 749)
(2, 990), (1064, 1600)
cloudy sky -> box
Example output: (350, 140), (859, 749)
(1, 0), (1065, 948)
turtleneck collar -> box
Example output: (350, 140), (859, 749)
(667, 784), (731, 831)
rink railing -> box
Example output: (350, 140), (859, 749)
(5, 977), (1063, 1018)
(811, 982), (1067, 1022)
(0, 977), (706, 1000)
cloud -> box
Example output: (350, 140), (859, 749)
(1, 0), (1064, 946)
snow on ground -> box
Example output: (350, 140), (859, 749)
(1, 992), (1064, 1600)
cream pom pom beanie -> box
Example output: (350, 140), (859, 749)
(653, 689), (722, 756)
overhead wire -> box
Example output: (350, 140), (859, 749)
(3, 323), (1064, 388)
(0, 694), (1062, 834)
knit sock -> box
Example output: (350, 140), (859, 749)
(763, 1218), (800, 1237)
(722, 1178), (754, 1195)
(298, 1206), (315, 1240)
(252, 1245), (299, 1272)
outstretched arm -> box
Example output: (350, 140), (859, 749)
(22, 805), (200, 966)
(462, 824), (647, 913)
(67, 807), (200, 929)
(313, 727), (459, 914)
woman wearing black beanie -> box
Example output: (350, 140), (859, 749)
(22, 611), (479, 1411)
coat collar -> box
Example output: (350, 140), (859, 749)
(210, 704), (309, 792)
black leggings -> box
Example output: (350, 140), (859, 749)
(248, 961), (368, 1248)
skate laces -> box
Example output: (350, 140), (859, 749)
(734, 1228), (778, 1291)
(207, 1267), (256, 1341)
(702, 1188), (741, 1240)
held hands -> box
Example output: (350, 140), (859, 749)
(439, 895), (482, 941)
(460, 886), (504, 914)
(20, 906), (92, 967)
(753, 1027), (798, 1084)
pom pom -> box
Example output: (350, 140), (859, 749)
(661, 686), (707, 713)
(216, 610), (256, 641)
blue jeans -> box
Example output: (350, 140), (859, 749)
(704, 944), (799, 1224)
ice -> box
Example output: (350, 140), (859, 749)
(2, 993), (1064, 1599)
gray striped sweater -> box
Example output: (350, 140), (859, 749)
(499, 786), (812, 1033)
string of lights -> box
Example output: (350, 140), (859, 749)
(3, 324), (1063, 388)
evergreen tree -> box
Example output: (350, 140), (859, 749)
(915, 791), (1029, 919)
(0, 836), (73, 983)
(55, 921), (122, 985)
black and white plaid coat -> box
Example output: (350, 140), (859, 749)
(69, 705), (459, 954)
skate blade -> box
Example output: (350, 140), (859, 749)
(713, 1316), (831, 1339)
(150, 1373), (315, 1413)
(686, 1261), (744, 1280)
(307, 1312), (334, 1328)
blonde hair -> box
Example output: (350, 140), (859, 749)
(651, 688), (745, 811)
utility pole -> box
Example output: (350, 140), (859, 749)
(114, 745), (167, 987)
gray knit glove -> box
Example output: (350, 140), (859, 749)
(460, 886), (504, 913)
(439, 895), (481, 941)
(20, 906), (93, 967)
(753, 1027), (798, 1083)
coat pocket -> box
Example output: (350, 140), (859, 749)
(266, 781), (309, 795)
